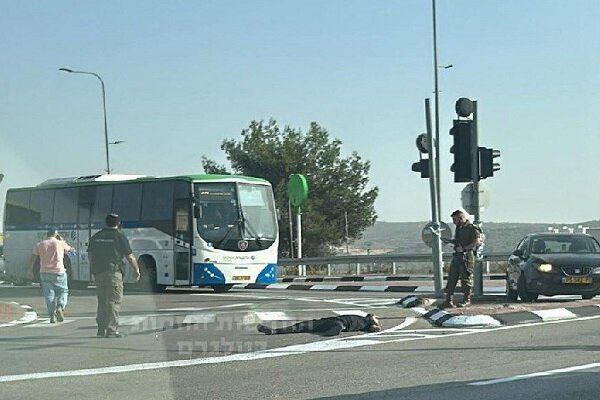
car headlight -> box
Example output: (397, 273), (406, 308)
(535, 263), (553, 272)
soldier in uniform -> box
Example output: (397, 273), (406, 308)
(88, 214), (140, 338)
(441, 210), (481, 308)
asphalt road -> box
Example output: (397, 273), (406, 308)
(1, 285), (599, 400)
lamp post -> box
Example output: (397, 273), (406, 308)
(432, 0), (453, 219)
(59, 68), (111, 174)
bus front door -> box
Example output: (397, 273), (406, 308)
(76, 192), (93, 284)
(174, 198), (192, 286)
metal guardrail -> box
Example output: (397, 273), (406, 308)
(277, 252), (512, 277)
(278, 252), (511, 266)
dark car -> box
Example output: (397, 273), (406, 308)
(506, 233), (600, 301)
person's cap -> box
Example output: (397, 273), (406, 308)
(46, 228), (58, 236)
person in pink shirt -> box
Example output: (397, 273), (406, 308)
(28, 229), (76, 323)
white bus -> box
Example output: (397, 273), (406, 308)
(3, 174), (279, 292)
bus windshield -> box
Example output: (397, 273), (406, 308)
(194, 182), (277, 250)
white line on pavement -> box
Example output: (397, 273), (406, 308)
(0, 318), (416, 384)
(158, 303), (251, 312)
(2, 310), (599, 384)
(469, 362), (600, 386)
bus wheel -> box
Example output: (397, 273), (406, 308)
(139, 257), (167, 293)
(212, 284), (234, 293)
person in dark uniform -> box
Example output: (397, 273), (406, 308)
(441, 210), (481, 308)
(256, 314), (382, 336)
(88, 214), (140, 338)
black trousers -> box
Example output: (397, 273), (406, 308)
(274, 319), (345, 336)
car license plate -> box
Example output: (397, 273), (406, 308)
(563, 277), (592, 284)
(233, 276), (250, 281)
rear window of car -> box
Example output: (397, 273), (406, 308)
(531, 236), (600, 253)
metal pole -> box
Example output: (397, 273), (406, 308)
(288, 200), (295, 258)
(59, 69), (111, 174)
(344, 211), (349, 255)
(296, 210), (303, 276)
(432, 0), (442, 219)
(426, 98), (445, 297)
(472, 101), (483, 296)
(98, 76), (110, 174)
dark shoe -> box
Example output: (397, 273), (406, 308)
(257, 324), (273, 335)
(457, 290), (472, 308)
(105, 331), (127, 338)
(457, 298), (472, 308)
(50, 313), (56, 324)
(97, 328), (107, 337)
(55, 307), (64, 322)
(440, 294), (455, 309)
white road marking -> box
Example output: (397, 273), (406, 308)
(469, 362), (600, 386)
(254, 312), (296, 321)
(190, 293), (281, 300)
(0, 318), (416, 383)
(332, 310), (368, 317)
(2, 315), (600, 384)
(119, 316), (150, 326)
(24, 319), (75, 328)
(159, 303), (251, 312)
(181, 314), (217, 324)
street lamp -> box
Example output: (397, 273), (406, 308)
(431, 0), (452, 218)
(59, 67), (112, 174)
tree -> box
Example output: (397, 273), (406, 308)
(202, 119), (378, 257)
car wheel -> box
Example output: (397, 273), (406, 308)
(582, 294), (595, 300)
(517, 275), (538, 302)
(506, 274), (518, 301)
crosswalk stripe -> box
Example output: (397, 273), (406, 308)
(24, 319), (75, 328)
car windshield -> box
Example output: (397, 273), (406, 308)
(530, 236), (600, 254)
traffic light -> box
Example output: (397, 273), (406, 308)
(411, 159), (430, 178)
(449, 119), (474, 182)
(479, 147), (501, 179)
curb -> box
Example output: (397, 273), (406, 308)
(233, 283), (505, 294)
(396, 295), (600, 328)
(233, 283), (422, 292)
(0, 302), (38, 328)
(277, 275), (504, 283)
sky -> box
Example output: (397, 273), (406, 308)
(1, 0), (599, 225)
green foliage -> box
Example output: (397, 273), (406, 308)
(202, 119), (379, 256)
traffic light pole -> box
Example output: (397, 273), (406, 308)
(471, 101), (483, 297)
(425, 98), (445, 297)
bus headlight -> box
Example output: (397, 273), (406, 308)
(535, 263), (553, 273)
(592, 267), (600, 274)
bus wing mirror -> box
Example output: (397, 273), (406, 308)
(194, 205), (201, 219)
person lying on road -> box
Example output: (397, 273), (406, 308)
(257, 314), (382, 336)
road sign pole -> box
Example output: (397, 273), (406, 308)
(472, 101), (483, 297)
(296, 209), (303, 276)
(425, 98), (444, 297)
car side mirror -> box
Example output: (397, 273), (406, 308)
(512, 249), (524, 258)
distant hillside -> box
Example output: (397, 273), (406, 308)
(351, 220), (600, 254)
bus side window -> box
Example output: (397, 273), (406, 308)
(30, 189), (55, 225)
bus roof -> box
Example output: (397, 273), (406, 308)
(9, 174), (270, 191)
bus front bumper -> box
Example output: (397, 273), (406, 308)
(192, 263), (277, 285)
